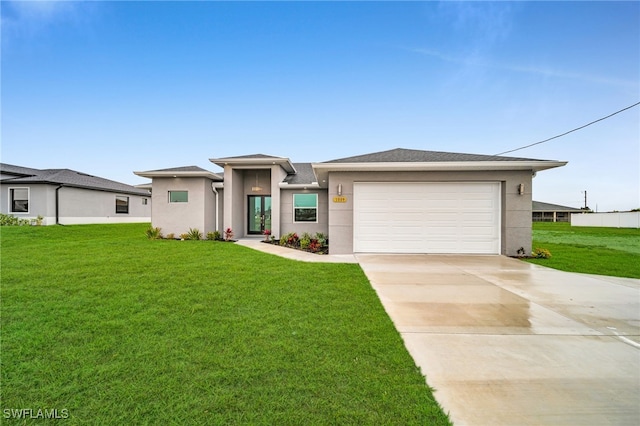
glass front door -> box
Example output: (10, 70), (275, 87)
(248, 195), (272, 234)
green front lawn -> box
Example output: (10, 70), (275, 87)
(526, 222), (640, 278)
(0, 224), (449, 425)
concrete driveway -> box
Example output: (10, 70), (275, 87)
(356, 254), (640, 426)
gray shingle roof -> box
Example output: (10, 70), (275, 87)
(141, 166), (213, 173)
(216, 153), (284, 160)
(0, 163), (150, 196)
(532, 201), (583, 212)
(324, 148), (545, 163)
(283, 163), (316, 185)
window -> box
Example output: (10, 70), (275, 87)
(142, 198), (148, 205)
(9, 188), (29, 213)
(116, 196), (129, 214)
(169, 191), (188, 203)
(293, 193), (318, 222)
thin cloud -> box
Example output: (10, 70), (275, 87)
(406, 47), (637, 88)
(1, 0), (97, 43)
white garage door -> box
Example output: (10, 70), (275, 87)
(354, 182), (501, 254)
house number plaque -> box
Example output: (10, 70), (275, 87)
(333, 196), (347, 203)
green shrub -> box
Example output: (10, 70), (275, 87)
(300, 233), (312, 250)
(166, 233), (175, 240)
(314, 232), (327, 246)
(206, 231), (216, 241)
(0, 213), (30, 226)
(145, 226), (163, 240)
(186, 228), (202, 240)
(532, 247), (552, 259)
(30, 215), (44, 226)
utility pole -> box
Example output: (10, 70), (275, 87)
(582, 190), (588, 210)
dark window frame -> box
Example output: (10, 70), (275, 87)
(9, 187), (29, 213)
(116, 196), (129, 214)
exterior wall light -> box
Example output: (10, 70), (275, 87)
(518, 183), (525, 195)
(337, 184), (343, 196)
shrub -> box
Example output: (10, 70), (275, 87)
(314, 232), (327, 246)
(532, 247), (552, 259)
(224, 228), (234, 241)
(179, 233), (190, 240)
(206, 232), (217, 241)
(300, 233), (312, 250)
(286, 232), (299, 247)
(186, 228), (202, 240)
(145, 226), (163, 240)
(166, 233), (175, 240)
(30, 215), (44, 226)
(0, 213), (30, 226)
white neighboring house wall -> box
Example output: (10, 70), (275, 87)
(1, 183), (151, 225)
(571, 212), (640, 228)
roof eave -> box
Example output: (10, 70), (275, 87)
(209, 157), (297, 174)
(134, 170), (223, 180)
(278, 182), (320, 189)
(311, 161), (568, 186)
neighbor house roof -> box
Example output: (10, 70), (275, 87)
(312, 148), (567, 186)
(134, 166), (222, 180)
(0, 163), (150, 196)
(532, 201), (584, 212)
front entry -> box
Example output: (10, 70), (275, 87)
(248, 195), (272, 235)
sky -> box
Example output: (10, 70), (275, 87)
(1, 1), (638, 212)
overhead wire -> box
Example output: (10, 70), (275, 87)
(495, 101), (640, 156)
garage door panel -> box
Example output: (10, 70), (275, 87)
(354, 182), (500, 254)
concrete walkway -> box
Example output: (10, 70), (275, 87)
(238, 240), (640, 424)
(235, 238), (358, 263)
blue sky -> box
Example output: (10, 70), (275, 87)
(2, 1), (638, 211)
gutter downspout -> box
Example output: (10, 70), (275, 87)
(55, 185), (64, 225)
(211, 182), (219, 232)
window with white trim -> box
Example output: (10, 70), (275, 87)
(116, 196), (129, 214)
(169, 191), (188, 203)
(293, 193), (318, 223)
(9, 188), (29, 213)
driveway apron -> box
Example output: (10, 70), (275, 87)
(356, 254), (640, 426)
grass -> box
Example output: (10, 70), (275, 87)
(0, 223), (450, 425)
(525, 222), (640, 278)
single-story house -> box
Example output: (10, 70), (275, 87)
(135, 148), (566, 256)
(532, 201), (586, 223)
(1, 163), (151, 225)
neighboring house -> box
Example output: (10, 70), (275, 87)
(135, 148), (566, 256)
(532, 201), (586, 223)
(1, 163), (151, 225)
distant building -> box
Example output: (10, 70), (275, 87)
(1, 163), (151, 225)
(532, 201), (585, 223)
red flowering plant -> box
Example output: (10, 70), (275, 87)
(224, 227), (234, 241)
(287, 233), (299, 246)
(263, 229), (271, 242)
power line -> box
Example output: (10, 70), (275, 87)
(495, 102), (640, 156)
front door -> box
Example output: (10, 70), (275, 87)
(248, 195), (272, 235)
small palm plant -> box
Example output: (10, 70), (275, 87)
(186, 228), (203, 240)
(145, 226), (163, 240)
